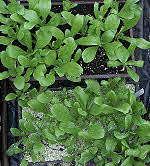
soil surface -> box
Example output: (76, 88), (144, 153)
(78, 48), (125, 75)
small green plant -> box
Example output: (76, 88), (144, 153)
(6, 78), (150, 165)
(0, 0), (150, 97)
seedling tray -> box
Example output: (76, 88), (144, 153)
(7, 0), (138, 82)
(5, 83), (150, 166)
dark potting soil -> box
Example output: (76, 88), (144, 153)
(78, 48), (125, 75)
(52, 2), (125, 16)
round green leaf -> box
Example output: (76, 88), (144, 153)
(24, 22), (36, 30)
(59, 121), (78, 134)
(37, 91), (52, 104)
(0, 25), (15, 37)
(10, 128), (21, 136)
(135, 38), (150, 49)
(63, 156), (73, 162)
(85, 79), (101, 95)
(30, 58), (38, 67)
(47, 26), (64, 40)
(44, 50), (56, 66)
(18, 55), (30, 68)
(103, 41), (122, 60)
(51, 104), (73, 122)
(116, 45), (130, 63)
(7, 45), (26, 59)
(33, 64), (47, 80)
(61, 11), (74, 25)
(23, 10), (41, 24)
(55, 127), (65, 137)
(71, 14), (84, 36)
(88, 124), (105, 139)
(1, 51), (16, 68)
(102, 30), (116, 43)
(139, 145), (150, 160)
(27, 99), (47, 113)
(58, 37), (77, 62)
(76, 35), (101, 46)
(63, 62), (83, 77)
(89, 104), (115, 115)
(104, 14), (120, 31)
(127, 60), (144, 67)
(80, 149), (93, 164)
(115, 103), (131, 114)
(106, 90), (117, 104)
(10, 13), (25, 23)
(82, 46), (98, 63)
(0, 71), (10, 80)
(14, 76), (25, 90)
(39, 0), (51, 19)
(38, 71), (55, 87)
(107, 61), (122, 67)
(74, 49), (82, 62)
(105, 137), (117, 152)
(35, 27), (52, 49)
(74, 86), (89, 110)
(0, 36), (14, 45)
(47, 13), (62, 27)
(5, 93), (17, 101)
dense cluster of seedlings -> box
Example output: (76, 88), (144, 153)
(0, 0), (150, 165)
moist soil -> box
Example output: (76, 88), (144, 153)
(78, 48), (125, 75)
